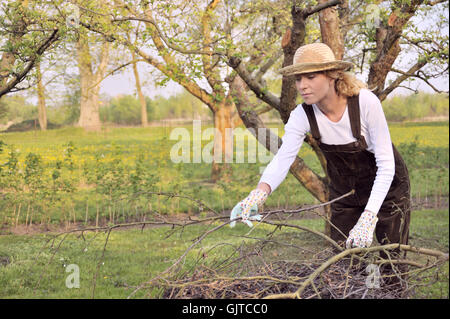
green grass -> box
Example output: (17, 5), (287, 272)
(0, 121), (447, 298)
(0, 219), (278, 298)
(0, 209), (447, 299)
(407, 209), (449, 299)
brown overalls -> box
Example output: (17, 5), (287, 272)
(302, 95), (411, 254)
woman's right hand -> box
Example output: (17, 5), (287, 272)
(230, 188), (269, 228)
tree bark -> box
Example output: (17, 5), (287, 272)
(0, 51), (16, 90)
(278, 7), (307, 123)
(367, 0), (424, 98)
(318, 0), (344, 59)
(36, 60), (47, 131)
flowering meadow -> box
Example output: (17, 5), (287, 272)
(0, 121), (448, 229)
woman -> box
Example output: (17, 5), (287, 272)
(230, 43), (411, 252)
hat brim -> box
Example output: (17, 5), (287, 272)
(278, 61), (354, 76)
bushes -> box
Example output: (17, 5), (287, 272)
(382, 92), (449, 122)
(100, 95), (153, 125)
(0, 95), (36, 125)
(98, 90), (211, 125)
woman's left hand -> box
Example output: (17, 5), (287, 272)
(346, 210), (378, 249)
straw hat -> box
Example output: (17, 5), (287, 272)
(279, 43), (353, 76)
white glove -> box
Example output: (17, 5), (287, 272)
(230, 189), (268, 228)
(346, 210), (378, 249)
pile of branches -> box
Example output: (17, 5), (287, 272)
(157, 244), (447, 299)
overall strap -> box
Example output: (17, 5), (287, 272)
(347, 94), (368, 148)
(301, 103), (321, 141)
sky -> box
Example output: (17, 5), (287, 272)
(99, 62), (183, 100)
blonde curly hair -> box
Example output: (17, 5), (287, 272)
(324, 70), (367, 97)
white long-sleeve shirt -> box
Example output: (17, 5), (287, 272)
(259, 88), (395, 215)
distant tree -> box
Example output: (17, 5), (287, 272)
(101, 94), (142, 125)
(62, 88), (82, 126)
(0, 94), (36, 124)
(76, 28), (110, 131)
(382, 92), (449, 122)
(35, 60), (47, 130)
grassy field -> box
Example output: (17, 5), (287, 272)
(0, 121), (448, 227)
(0, 121), (448, 299)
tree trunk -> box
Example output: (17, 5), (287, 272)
(36, 60), (47, 131)
(279, 10), (307, 123)
(0, 51), (15, 90)
(211, 101), (233, 182)
(131, 50), (148, 127)
(318, 0), (344, 60)
(76, 34), (109, 131)
(79, 87), (101, 131)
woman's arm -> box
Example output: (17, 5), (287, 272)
(230, 106), (309, 228)
(360, 90), (396, 215)
(258, 106), (309, 195)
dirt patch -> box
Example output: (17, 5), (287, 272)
(0, 213), (194, 236)
(411, 196), (449, 210)
(0, 256), (11, 267)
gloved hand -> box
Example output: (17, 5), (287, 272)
(230, 189), (268, 228)
(346, 210), (378, 249)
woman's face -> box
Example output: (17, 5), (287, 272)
(295, 72), (334, 105)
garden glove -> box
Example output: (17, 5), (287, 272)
(346, 210), (378, 249)
(230, 189), (268, 228)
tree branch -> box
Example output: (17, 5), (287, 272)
(379, 59), (428, 101)
(390, 66), (447, 94)
(303, 0), (342, 18)
(0, 28), (59, 98)
(254, 50), (283, 83)
(227, 56), (281, 111)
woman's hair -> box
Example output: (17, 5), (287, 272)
(324, 69), (367, 97)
